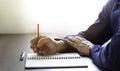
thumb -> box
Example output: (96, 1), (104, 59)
(37, 37), (49, 48)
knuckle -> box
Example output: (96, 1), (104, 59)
(33, 47), (36, 50)
(45, 37), (52, 41)
(30, 37), (38, 44)
(30, 39), (34, 44)
(30, 45), (33, 49)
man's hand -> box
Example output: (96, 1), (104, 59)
(66, 36), (94, 56)
(30, 36), (65, 55)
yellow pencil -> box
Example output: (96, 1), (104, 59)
(37, 24), (39, 39)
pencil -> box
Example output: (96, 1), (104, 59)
(37, 24), (39, 39)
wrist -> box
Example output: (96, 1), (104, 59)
(55, 40), (66, 53)
(85, 47), (91, 56)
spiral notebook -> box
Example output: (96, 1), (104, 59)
(25, 53), (88, 69)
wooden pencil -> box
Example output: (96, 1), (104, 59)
(37, 24), (39, 39)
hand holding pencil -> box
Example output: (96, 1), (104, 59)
(30, 24), (66, 55)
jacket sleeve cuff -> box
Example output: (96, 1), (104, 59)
(90, 45), (103, 66)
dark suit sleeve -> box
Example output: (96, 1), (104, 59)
(75, 0), (120, 70)
(91, 32), (120, 70)
(76, 0), (114, 45)
(64, 0), (120, 70)
(78, 0), (120, 70)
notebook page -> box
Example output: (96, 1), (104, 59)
(25, 53), (88, 69)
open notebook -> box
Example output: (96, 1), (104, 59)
(25, 53), (88, 69)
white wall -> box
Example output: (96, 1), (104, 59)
(0, 0), (108, 36)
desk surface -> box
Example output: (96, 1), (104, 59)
(0, 34), (101, 71)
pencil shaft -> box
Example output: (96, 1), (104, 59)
(37, 24), (39, 39)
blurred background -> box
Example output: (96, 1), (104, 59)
(0, 0), (108, 37)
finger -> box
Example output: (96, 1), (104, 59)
(41, 51), (48, 56)
(75, 36), (86, 43)
(68, 36), (82, 44)
(30, 37), (39, 45)
(74, 36), (90, 45)
(37, 50), (42, 55)
(37, 44), (49, 55)
(30, 36), (44, 49)
(33, 47), (38, 53)
(37, 46), (46, 55)
(37, 37), (51, 48)
(30, 44), (33, 49)
(30, 36), (46, 44)
(40, 44), (56, 55)
(66, 39), (78, 48)
(30, 44), (40, 53)
(30, 44), (37, 49)
(37, 50), (47, 56)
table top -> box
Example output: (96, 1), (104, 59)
(0, 34), (101, 71)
